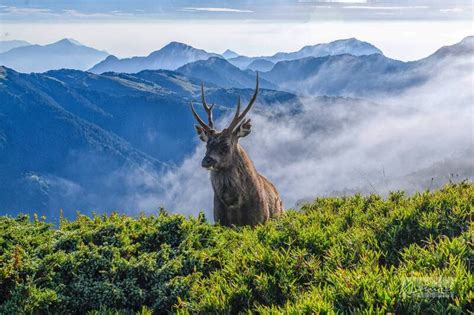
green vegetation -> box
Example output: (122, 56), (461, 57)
(0, 183), (473, 314)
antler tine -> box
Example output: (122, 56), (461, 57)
(190, 102), (211, 131)
(206, 106), (214, 128)
(226, 96), (241, 132)
(238, 72), (259, 122)
(201, 83), (214, 128)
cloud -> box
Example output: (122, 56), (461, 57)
(301, 0), (367, 3)
(439, 8), (464, 13)
(343, 6), (429, 10)
(0, 6), (134, 19)
(0, 2), (471, 23)
(61, 9), (117, 18)
(1, 6), (53, 15)
(181, 7), (254, 13)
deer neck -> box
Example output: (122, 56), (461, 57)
(210, 144), (259, 202)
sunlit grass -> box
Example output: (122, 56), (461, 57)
(0, 182), (472, 313)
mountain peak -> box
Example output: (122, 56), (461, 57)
(104, 55), (119, 61)
(0, 39), (108, 72)
(51, 38), (83, 47)
(91, 41), (218, 73)
(176, 56), (276, 89)
(162, 41), (192, 50)
(297, 38), (383, 57)
(0, 40), (31, 53)
(147, 41), (198, 57)
(206, 56), (228, 63)
(426, 35), (474, 60)
(340, 37), (358, 42)
(222, 49), (240, 59)
(227, 37), (383, 69)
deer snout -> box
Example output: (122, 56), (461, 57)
(201, 156), (217, 169)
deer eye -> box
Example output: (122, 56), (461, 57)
(219, 144), (229, 155)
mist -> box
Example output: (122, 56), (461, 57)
(149, 55), (473, 219)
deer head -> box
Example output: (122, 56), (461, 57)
(190, 74), (259, 171)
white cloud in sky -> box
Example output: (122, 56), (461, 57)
(181, 7), (254, 13)
(343, 6), (429, 10)
(2, 6), (52, 14)
(439, 8), (464, 13)
(0, 6), (134, 18)
(61, 9), (124, 18)
(304, 0), (367, 3)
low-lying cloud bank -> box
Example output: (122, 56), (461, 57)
(152, 56), (473, 219)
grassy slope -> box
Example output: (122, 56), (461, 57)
(0, 183), (472, 314)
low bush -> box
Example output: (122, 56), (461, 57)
(0, 182), (472, 314)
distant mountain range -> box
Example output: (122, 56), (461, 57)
(0, 37), (383, 74)
(89, 42), (220, 74)
(0, 39), (109, 73)
(0, 40), (31, 53)
(90, 38), (382, 74)
(226, 38), (382, 69)
(261, 36), (474, 97)
(1, 37), (469, 87)
(176, 57), (277, 89)
(130, 36), (471, 97)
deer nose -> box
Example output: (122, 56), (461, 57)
(201, 156), (216, 169)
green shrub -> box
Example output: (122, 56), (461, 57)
(0, 182), (472, 314)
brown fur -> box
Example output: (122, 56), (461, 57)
(210, 144), (283, 227)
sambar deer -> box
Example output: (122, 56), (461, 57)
(190, 75), (283, 226)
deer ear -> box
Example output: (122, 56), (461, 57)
(234, 119), (252, 138)
(194, 125), (209, 142)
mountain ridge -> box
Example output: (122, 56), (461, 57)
(89, 41), (220, 74)
(0, 38), (109, 73)
(0, 39), (31, 53)
(261, 36), (473, 97)
(227, 38), (383, 69)
(176, 56), (277, 89)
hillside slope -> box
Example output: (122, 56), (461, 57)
(0, 183), (472, 314)
(0, 66), (301, 217)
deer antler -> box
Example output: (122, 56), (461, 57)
(226, 73), (259, 132)
(201, 83), (215, 128)
(227, 96), (241, 132)
(190, 102), (211, 131)
(190, 82), (216, 131)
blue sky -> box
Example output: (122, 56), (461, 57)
(0, 0), (472, 60)
(0, 0), (473, 21)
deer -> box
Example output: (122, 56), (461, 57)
(190, 75), (283, 227)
